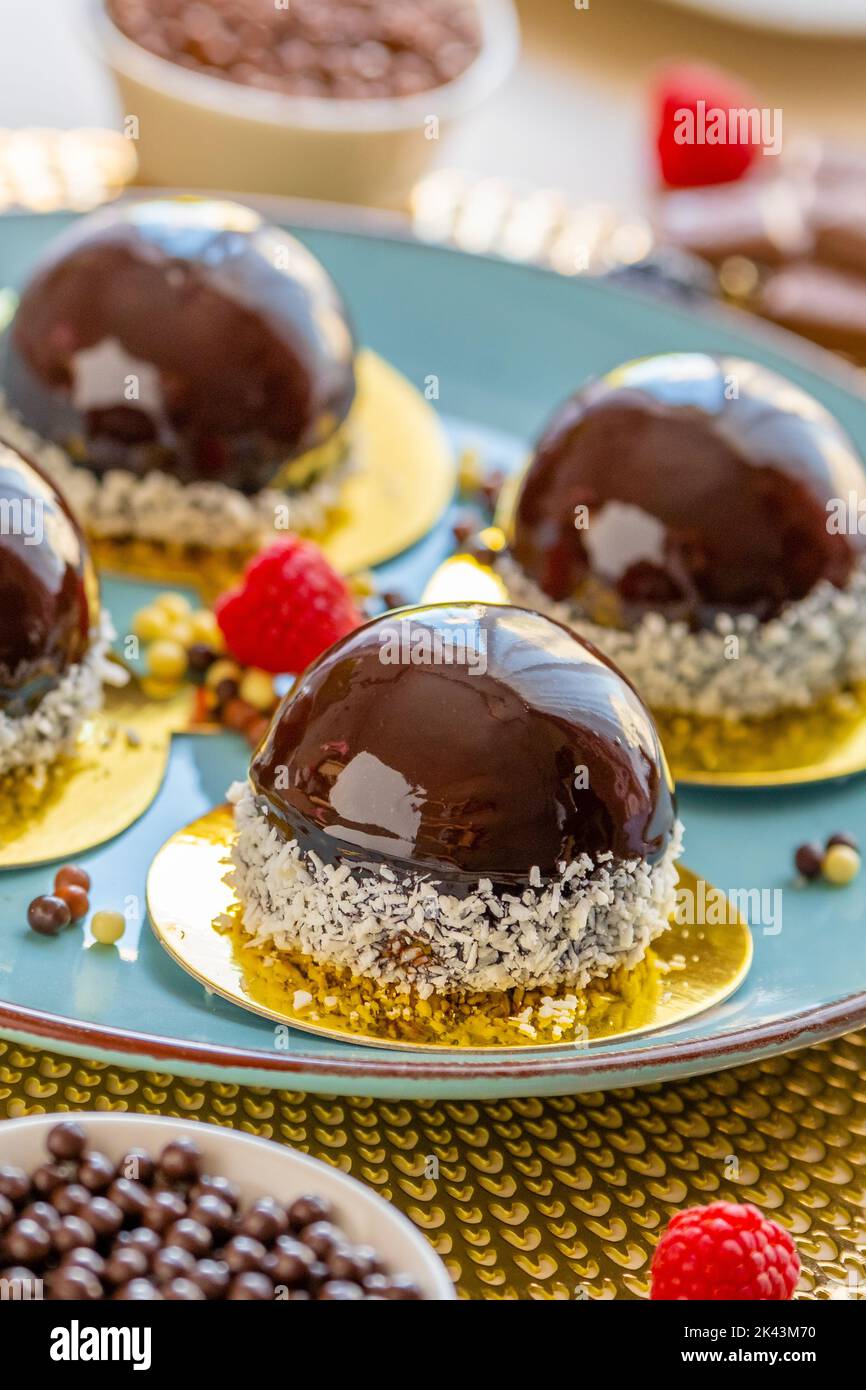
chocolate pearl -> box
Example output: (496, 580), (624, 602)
(383, 1274), (424, 1300)
(52, 1265), (103, 1301)
(188, 1193), (234, 1236)
(53, 1183), (91, 1216)
(153, 1244), (196, 1284)
(53, 1215), (96, 1255)
(0, 1266), (38, 1289)
(143, 1189), (187, 1232)
(84, 1196), (124, 1238)
(79, 1151), (116, 1193)
(265, 1236), (314, 1286)
(164, 1277), (206, 1301)
(288, 1193), (332, 1230)
(32, 1162), (73, 1196)
(223, 1235), (267, 1275)
(21, 1200), (61, 1233)
(122, 1226), (163, 1261)
(318, 1279), (364, 1300)
(352, 1244), (383, 1278)
(192, 1258), (230, 1299)
(47, 1120), (88, 1160)
(27, 894), (71, 936)
(117, 1148), (155, 1186)
(62, 1246), (106, 1278)
(55, 865), (91, 893)
(307, 1260), (329, 1293)
(362, 1272), (390, 1295)
(289, 1289), (311, 1301)
(191, 1175), (240, 1209)
(5, 1217), (50, 1265)
(0, 1165), (30, 1204)
(188, 643), (217, 674)
(104, 1245), (149, 1287)
(113, 1278), (163, 1300)
(214, 677), (239, 706)
(165, 1218), (211, 1257)
(158, 1137), (203, 1183)
(300, 1220), (341, 1258)
(228, 1272), (273, 1300)
(828, 831), (859, 852)
(0, 1194), (14, 1232)
(238, 1197), (288, 1245)
(327, 1245), (369, 1282)
(795, 842), (824, 879)
(108, 1177), (152, 1221)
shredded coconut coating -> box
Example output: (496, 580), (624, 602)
(0, 399), (355, 549)
(229, 781), (683, 999)
(0, 613), (121, 778)
(498, 554), (866, 720)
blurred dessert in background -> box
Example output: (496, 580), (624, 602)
(0, 196), (358, 553)
(499, 352), (866, 720)
(0, 443), (115, 781)
(651, 64), (866, 365)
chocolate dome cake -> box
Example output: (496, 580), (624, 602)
(0, 197), (356, 550)
(229, 603), (681, 998)
(501, 353), (866, 719)
(0, 439), (111, 778)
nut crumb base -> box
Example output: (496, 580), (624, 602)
(656, 684), (866, 787)
(146, 806), (753, 1054)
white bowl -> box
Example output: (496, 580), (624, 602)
(93, 0), (520, 207)
(0, 1112), (455, 1299)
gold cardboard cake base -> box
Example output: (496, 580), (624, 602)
(94, 350), (454, 591)
(423, 551), (866, 789)
(0, 680), (194, 868)
(146, 805), (752, 1054)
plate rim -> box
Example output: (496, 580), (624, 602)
(1, 983), (864, 1082)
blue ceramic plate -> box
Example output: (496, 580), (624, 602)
(1, 200), (865, 1099)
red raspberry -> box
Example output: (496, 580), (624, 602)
(651, 1202), (800, 1301)
(215, 537), (362, 675)
(653, 64), (762, 188)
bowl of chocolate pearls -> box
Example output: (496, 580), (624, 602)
(0, 1115), (454, 1300)
(95, 0), (520, 207)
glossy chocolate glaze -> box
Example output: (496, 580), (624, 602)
(512, 353), (866, 628)
(3, 199), (356, 494)
(251, 603), (676, 889)
(0, 439), (96, 713)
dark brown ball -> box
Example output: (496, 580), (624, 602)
(165, 1218), (211, 1257)
(228, 1271), (273, 1300)
(287, 1193), (333, 1230)
(143, 1190), (187, 1232)
(108, 1177), (151, 1220)
(79, 1151), (116, 1192)
(164, 1277), (206, 1301)
(158, 1138), (203, 1183)
(104, 1246), (150, 1287)
(53, 1215), (97, 1255)
(223, 1235), (267, 1275)
(0, 1165), (30, 1204)
(5, 1217), (51, 1265)
(47, 1120), (88, 1160)
(27, 894), (71, 936)
(238, 1197), (289, 1245)
(192, 1258), (230, 1299)
(53, 1182), (90, 1217)
(52, 1265), (103, 1300)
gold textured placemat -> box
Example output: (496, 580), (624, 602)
(2, 1035), (865, 1300)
